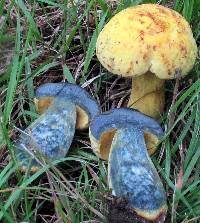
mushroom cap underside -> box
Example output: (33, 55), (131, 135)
(34, 83), (100, 129)
(96, 4), (197, 79)
(89, 108), (163, 159)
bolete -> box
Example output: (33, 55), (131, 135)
(34, 83), (100, 129)
(16, 83), (100, 172)
(89, 108), (167, 222)
(96, 4), (197, 119)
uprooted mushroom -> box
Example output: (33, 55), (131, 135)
(89, 108), (167, 222)
(15, 83), (100, 172)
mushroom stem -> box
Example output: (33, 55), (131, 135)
(15, 98), (76, 172)
(89, 108), (167, 221)
(128, 71), (165, 119)
(108, 126), (167, 222)
(16, 83), (100, 172)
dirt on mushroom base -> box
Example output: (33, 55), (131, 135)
(107, 195), (166, 223)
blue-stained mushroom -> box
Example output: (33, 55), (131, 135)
(15, 83), (100, 172)
(89, 108), (167, 222)
(34, 83), (100, 130)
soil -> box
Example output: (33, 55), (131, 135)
(107, 196), (166, 223)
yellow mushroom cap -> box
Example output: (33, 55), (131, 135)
(96, 4), (197, 79)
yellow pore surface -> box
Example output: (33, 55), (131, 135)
(34, 97), (89, 130)
(89, 128), (160, 160)
(96, 4), (197, 79)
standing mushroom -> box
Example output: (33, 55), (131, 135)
(16, 83), (100, 172)
(89, 108), (167, 222)
(96, 4), (197, 119)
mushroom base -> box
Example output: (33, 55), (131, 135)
(128, 72), (165, 120)
(107, 196), (167, 223)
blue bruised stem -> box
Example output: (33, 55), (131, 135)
(15, 97), (76, 172)
(109, 126), (167, 222)
(89, 108), (167, 222)
(15, 83), (100, 172)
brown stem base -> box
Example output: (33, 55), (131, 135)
(107, 196), (167, 223)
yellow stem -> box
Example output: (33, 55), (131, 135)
(128, 71), (165, 119)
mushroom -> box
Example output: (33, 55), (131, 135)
(89, 108), (167, 222)
(96, 4), (197, 119)
(34, 83), (100, 130)
(15, 83), (100, 172)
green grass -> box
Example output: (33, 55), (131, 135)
(0, 0), (200, 222)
